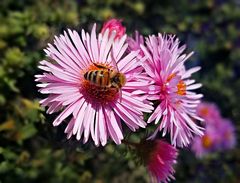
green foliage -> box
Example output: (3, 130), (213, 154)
(0, 0), (239, 182)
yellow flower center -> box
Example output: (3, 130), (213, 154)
(177, 80), (186, 96)
(202, 135), (213, 149)
(166, 73), (186, 96)
(199, 108), (209, 117)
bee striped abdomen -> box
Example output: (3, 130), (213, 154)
(96, 70), (104, 86)
(92, 71), (97, 84)
(84, 70), (110, 87)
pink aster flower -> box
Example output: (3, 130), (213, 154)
(135, 140), (178, 183)
(148, 140), (178, 183)
(141, 34), (204, 147)
(35, 24), (153, 146)
(197, 102), (221, 124)
(101, 18), (126, 40)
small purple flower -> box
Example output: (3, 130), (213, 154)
(197, 102), (221, 125)
(192, 102), (237, 158)
(217, 118), (236, 150)
(192, 125), (220, 157)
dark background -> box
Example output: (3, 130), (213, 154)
(0, 0), (239, 182)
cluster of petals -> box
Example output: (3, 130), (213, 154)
(36, 18), (207, 183)
(143, 140), (178, 183)
(196, 102), (221, 124)
(138, 33), (204, 147)
(36, 23), (153, 146)
(192, 102), (236, 158)
(127, 31), (145, 57)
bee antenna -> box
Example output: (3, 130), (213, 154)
(110, 49), (119, 72)
(111, 50), (123, 103)
(119, 89), (123, 103)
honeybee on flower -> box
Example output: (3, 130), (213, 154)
(83, 51), (126, 102)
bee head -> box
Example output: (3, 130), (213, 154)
(118, 73), (126, 87)
(111, 72), (126, 88)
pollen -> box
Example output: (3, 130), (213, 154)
(199, 108), (209, 117)
(177, 80), (186, 96)
(167, 73), (176, 82)
(164, 73), (187, 96)
(83, 62), (113, 72)
(202, 135), (213, 149)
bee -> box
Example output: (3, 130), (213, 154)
(83, 63), (126, 90)
(83, 51), (126, 101)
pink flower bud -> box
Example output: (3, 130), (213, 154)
(135, 140), (178, 183)
(101, 18), (126, 39)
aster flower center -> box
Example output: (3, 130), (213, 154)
(201, 135), (213, 148)
(80, 63), (125, 105)
(177, 80), (186, 95)
(199, 108), (209, 116)
(162, 73), (187, 96)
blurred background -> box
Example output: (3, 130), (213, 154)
(0, 0), (239, 182)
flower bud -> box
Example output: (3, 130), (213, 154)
(136, 140), (178, 183)
(101, 18), (126, 39)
